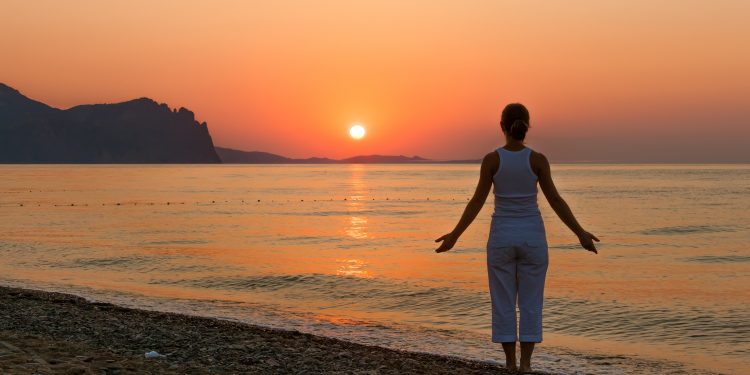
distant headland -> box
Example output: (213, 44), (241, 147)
(0, 83), (220, 163)
(0, 84), (479, 164)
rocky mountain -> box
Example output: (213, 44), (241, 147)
(0, 83), (220, 163)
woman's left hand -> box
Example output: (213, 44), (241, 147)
(577, 231), (600, 254)
(435, 232), (459, 253)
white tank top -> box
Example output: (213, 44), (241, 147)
(492, 147), (541, 219)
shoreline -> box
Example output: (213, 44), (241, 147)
(0, 285), (511, 374)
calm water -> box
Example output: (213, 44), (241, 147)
(1, 164), (748, 374)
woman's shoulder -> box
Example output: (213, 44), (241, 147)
(482, 150), (500, 165)
(481, 150), (500, 175)
(483, 149), (500, 160)
(529, 148), (548, 162)
(529, 149), (550, 173)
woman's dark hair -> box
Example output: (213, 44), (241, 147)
(500, 103), (530, 141)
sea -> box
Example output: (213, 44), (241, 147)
(0, 164), (748, 374)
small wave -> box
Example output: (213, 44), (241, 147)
(0, 241), (37, 254)
(545, 298), (750, 358)
(640, 225), (739, 236)
(551, 243), (582, 250)
(273, 235), (342, 246)
(151, 273), (487, 318)
(682, 255), (750, 264)
(149, 272), (750, 357)
(74, 256), (157, 268)
(46, 255), (233, 273)
(154, 274), (398, 297)
(141, 239), (210, 245)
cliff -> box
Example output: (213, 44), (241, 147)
(0, 83), (220, 163)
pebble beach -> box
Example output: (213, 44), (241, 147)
(0, 286), (511, 374)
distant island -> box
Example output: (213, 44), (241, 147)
(0, 83), (480, 164)
(0, 83), (220, 163)
(215, 147), (478, 164)
(216, 147), (480, 164)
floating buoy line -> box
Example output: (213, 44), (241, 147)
(2, 196), (471, 208)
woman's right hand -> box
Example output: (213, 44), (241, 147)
(577, 231), (600, 254)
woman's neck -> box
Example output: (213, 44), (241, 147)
(503, 139), (525, 151)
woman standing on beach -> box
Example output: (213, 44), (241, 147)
(434, 103), (599, 373)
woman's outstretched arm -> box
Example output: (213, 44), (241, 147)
(435, 152), (497, 253)
(533, 152), (600, 253)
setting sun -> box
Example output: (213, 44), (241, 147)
(349, 124), (365, 140)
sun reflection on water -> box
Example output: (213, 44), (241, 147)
(335, 258), (371, 278)
(345, 216), (368, 239)
(345, 165), (369, 239)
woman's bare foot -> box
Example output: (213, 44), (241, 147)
(519, 342), (535, 373)
(501, 342), (517, 372)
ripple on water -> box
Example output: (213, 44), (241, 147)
(545, 298), (750, 358)
(273, 235), (343, 246)
(148, 272), (750, 359)
(150, 274), (487, 318)
(140, 239), (211, 246)
(639, 225), (740, 236)
(682, 255), (750, 264)
(33, 254), (236, 273)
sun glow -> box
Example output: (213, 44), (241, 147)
(349, 124), (365, 140)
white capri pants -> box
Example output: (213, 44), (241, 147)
(487, 222), (549, 343)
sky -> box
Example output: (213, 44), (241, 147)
(1, 0), (748, 162)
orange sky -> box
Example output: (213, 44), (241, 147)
(1, 0), (748, 161)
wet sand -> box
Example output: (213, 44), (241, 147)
(0, 286), (512, 374)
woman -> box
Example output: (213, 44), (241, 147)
(434, 103), (599, 373)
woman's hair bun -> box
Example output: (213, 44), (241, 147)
(501, 103), (530, 141)
(509, 119), (529, 140)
